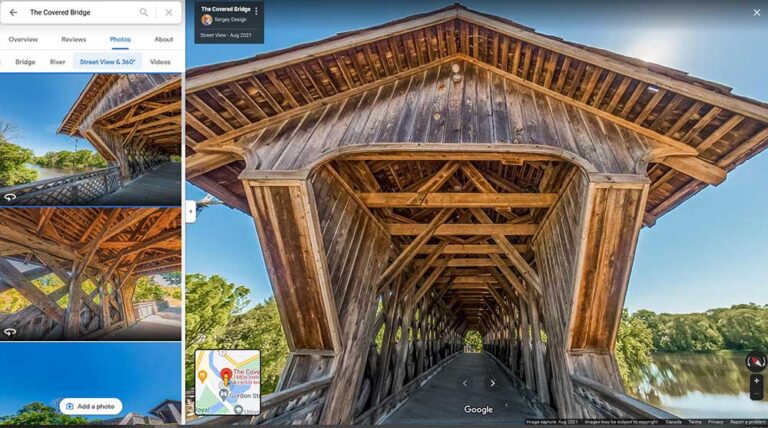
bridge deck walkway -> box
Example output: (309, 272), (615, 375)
(382, 352), (539, 425)
(96, 162), (181, 206)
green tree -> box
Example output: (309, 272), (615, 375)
(223, 298), (289, 394)
(0, 402), (88, 425)
(34, 149), (107, 169)
(184, 274), (250, 388)
(0, 121), (38, 186)
(464, 330), (483, 352)
(161, 272), (182, 286)
(133, 276), (165, 302)
(710, 304), (768, 350)
(657, 313), (724, 352)
(615, 309), (654, 388)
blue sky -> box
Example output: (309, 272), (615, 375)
(186, 0), (768, 313)
(0, 73), (97, 156)
(0, 342), (181, 419)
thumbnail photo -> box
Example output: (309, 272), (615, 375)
(0, 73), (181, 207)
(0, 342), (181, 425)
(184, 0), (768, 424)
(0, 207), (181, 341)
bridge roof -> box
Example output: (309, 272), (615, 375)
(59, 74), (182, 156)
(186, 3), (768, 225)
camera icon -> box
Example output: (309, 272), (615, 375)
(65, 403), (74, 411)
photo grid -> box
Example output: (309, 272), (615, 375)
(0, 2), (184, 425)
(1, 0), (768, 426)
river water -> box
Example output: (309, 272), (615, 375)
(626, 351), (768, 418)
(26, 164), (99, 181)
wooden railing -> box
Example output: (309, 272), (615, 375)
(570, 374), (677, 419)
(134, 300), (169, 320)
(0, 166), (120, 206)
(187, 375), (333, 425)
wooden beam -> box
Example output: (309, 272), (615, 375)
(412, 256), (454, 305)
(104, 228), (181, 262)
(416, 161), (461, 192)
(659, 155), (726, 185)
(0, 259), (65, 325)
(415, 257), (527, 268)
(460, 161), (515, 217)
(417, 244), (528, 254)
(101, 209), (160, 243)
(470, 208), (542, 294)
(375, 208), (454, 291)
(488, 253), (527, 298)
(402, 241), (449, 296)
(186, 153), (239, 179)
(359, 192), (556, 208)
(385, 223), (538, 236)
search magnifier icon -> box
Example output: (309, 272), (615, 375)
(139, 7), (148, 17)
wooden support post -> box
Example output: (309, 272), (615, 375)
(372, 274), (403, 405)
(120, 277), (137, 325)
(529, 297), (550, 404)
(62, 265), (84, 339)
(518, 298), (535, 391)
(391, 284), (416, 394)
(98, 280), (111, 330)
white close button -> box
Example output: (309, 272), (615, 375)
(59, 398), (123, 415)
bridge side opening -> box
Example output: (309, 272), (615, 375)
(464, 330), (483, 353)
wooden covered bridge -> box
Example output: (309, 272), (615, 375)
(0, 207), (181, 340)
(185, 5), (768, 424)
(1, 74), (181, 206)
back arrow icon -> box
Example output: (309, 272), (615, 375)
(463, 380), (468, 387)
(10, 9), (17, 16)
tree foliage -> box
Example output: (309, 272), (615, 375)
(464, 330), (483, 352)
(615, 309), (654, 388)
(627, 304), (767, 353)
(0, 402), (88, 425)
(222, 297), (290, 393)
(185, 274), (250, 388)
(161, 272), (182, 286)
(0, 140), (38, 186)
(33, 150), (107, 169)
(133, 275), (180, 302)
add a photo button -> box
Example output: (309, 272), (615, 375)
(59, 398), (123, 415)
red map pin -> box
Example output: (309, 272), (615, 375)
(220, 368), (233, 386)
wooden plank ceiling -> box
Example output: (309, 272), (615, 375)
(0, 208), (181, 280)
(185, 4), (768, 225)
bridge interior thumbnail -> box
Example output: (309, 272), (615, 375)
(0, 207), (181, 341)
